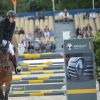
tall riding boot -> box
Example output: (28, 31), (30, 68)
(13, 55), (18, 74)
(13, 55), (21, 74)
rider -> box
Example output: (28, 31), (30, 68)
(0, 10), (18, 74)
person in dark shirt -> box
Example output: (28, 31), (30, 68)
(85, 24), (92, 37)
(27, 42), (34, 53)
(63, 8), (69, 24)
(19, 27), (25, 35)
(76, 27), (82, 37)
(0, 10), (19, 74)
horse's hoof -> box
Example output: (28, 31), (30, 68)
(17, 66), (21, 73)
(17, 69), (21, 72)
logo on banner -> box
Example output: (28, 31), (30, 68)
(67, 43), (87, 51)
(74, 44), (87, 49)
(67, 43), (72, 50)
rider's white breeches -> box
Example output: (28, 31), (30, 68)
(2, 40), (14, 56)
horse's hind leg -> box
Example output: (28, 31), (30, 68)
(0, 87), (4, 100)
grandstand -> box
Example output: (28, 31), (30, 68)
(15, 9), (100, 53)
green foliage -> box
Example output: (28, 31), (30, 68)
(0, 0), (100, 15)
(93, 32), (100, 65)
(0, 0), (13, 16)
(93, 32), (100, 80)
(29, 0), (52, 12)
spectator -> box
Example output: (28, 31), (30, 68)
(45, 41), (51, 52)
(40, 42), (46, 52)
(27, 33), (34, 42)
(50, 41), (56, 52)
(21, 37), (29, 50)
(83, 13), (89, 20)
(89, 12), (96, 20)
(27, 42), (34, 53)
(63, 8), (69, 24)
(84, 24), (92, 37)
(82, 26), (86, 37)
(49, 29), (55, 37)
(40, 30), (44, 38)
(76, 27), (82, 38)
(34, 39), (40, 52)
(44, 28), (50, 38)
(19, 27), (25, 35)
(35, 28), (42, 38)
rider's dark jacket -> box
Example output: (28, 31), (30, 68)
(0, 18), (15, 44)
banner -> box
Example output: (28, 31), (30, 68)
(64, 38), (97, 100)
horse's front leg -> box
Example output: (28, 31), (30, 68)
(0, 86), (4, 100)
(4, 83), (11, 100)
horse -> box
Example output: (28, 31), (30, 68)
(0, 47), (14, 100)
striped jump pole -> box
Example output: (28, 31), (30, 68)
(19, 53), (64, 60)
(12, 76), (65, 81)
(10, 83), (64, 91)
(18, 58), (64, 65)
(18, 64), (64, 68)
(9, 88), (97, 97)
(11, 79), (64, 85)
(13, 70), (65, 75)
(20, 66), (64, 71)
(18, 62), (64, 67)
(9, 90), (65, 97)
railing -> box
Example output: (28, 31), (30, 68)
(17, 8), (100, 18)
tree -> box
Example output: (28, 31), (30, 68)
(29, 0), (42, 12)
(29, 0), (52, 12)
(0, 0), (13, 16)
(0, 0), (100, 15)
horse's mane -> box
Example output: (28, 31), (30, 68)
(0, 47), (8, 55)
(0, 47), (10, 67)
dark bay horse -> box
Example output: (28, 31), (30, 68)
(0, 48), (14, 100)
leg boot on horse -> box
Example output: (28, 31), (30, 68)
(0, 87), (4, 100)
(4, 83), (11, 100)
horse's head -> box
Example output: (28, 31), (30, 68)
(0, 48), (10, 68)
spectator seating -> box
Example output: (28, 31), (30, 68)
(44, 17), (49, 28)
(74, 14), (80, 29)
(20, 18), (25, 30)
(24, 18), (29, 35)
(74, 13), (100, 37)
(15, 16), (56, 53)
(49, 16), (54, 31)
(79, 14), (85, 28)
(95, 14), (100, 31)
(39, 19), (44, 31)
(35, 19), (40, 29)
(16, 18), (20, 28)
(89, 18), (96, 35)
